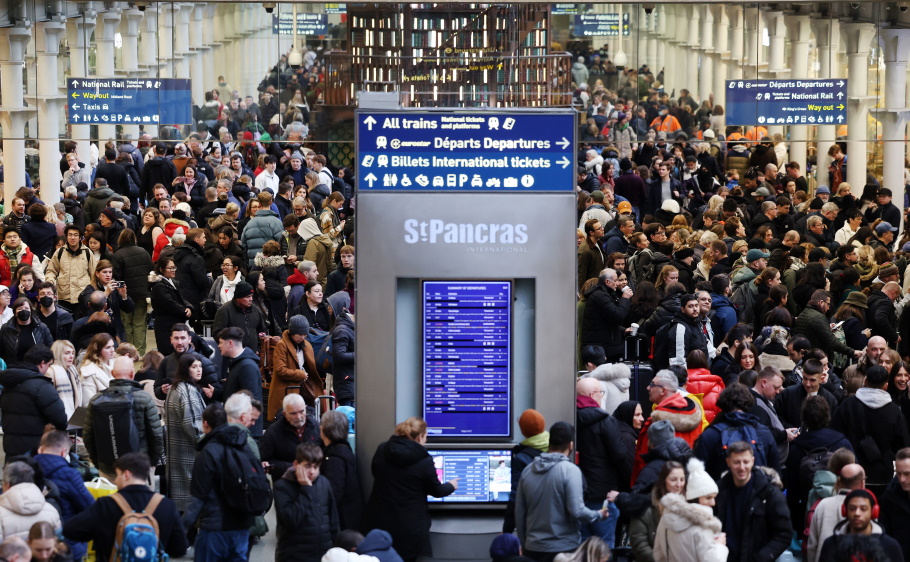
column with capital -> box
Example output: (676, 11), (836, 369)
(0, 26), (36, 204)
(842, 22), (877, 192)
(786, 14), (812, 172)
(189, 4), (206, 108)
(726, 5), (744, 82)
(158, 4), (175, 79)
(34, 19), (67, 202)
(684, 6), (701, 97)
(698, 5), (714, 106)
(95, 9), (121, 144)
(813, 17), (841, 188)
(119, 8), (144, 141)
(66, 14), (96, 168)
(873, 29), (910, 203)
(713, 6), (730, 109)
(137, 5), (158, 137)
(659, 5), (676, 94)
(201, 4), (216, 96)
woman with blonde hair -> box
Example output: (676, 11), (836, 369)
(364, 417), (457, 561)
(707, 195), (725, 214)
(654, 265), (680, 296)
(79, 333), (115, 406)
(49, 340), (82, 418)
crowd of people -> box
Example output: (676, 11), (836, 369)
(564, 62), (910, 562)
(3, 36), (910, 562)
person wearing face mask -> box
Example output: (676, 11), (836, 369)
(0, 297), (53, 362)
(34, 282), (73, 341)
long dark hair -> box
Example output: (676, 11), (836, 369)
(796, 262), (827, 288)
(173, 353), (201, 385)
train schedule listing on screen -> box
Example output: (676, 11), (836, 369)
(423, 281), (512, 437)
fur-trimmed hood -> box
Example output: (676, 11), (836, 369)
(659, 492), (722, 534)
(650, 393), (703, 433)
(254, 253), (285, 269)
(587, 363), (631, 384)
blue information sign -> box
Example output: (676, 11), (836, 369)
(67, 78), (192, 125)
(423, 281), (511, 438)
(726, 79), (848, 126)
(574, 13), (631, 37)
(357, 111), (575, 192)
(551, 4), (580, 15)
(271, 12), (328, 35)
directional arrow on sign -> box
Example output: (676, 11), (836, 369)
(72, 115), (79, 122)
(364, 173), (378, 187)
(71, 79), (78, 87)
(71, 92), (79, 99)
(558, 156), (571, 168)
(837, 104), (845, 111)
(72, 104), (80, 110)
(363, 116), (377, 131)
(557, 137), (570, 150)
(837, 91), (844, 99)
(837, 80), (845, 87)
(837, 115), (844, 123)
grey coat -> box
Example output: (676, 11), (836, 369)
(164, 381), (204, 512)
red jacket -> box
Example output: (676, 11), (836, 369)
(0, 245), (35, 287)
(686, 368), (726, 423)
(632, 392), (704, 482)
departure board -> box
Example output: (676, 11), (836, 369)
(423, 281), (512, 438)
(426, 449), (513, 503)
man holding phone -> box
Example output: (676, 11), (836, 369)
(581, 268), (633, 363)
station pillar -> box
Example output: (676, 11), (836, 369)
(842, 21), (877, 192)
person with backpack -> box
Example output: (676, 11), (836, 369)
(44, 225), (97, 315)
(502, 410), (548, 535)
(818, 488), (904, 561)
(783, 396), (853, 535)
(84, 357), (165, 481)
(793, 290), (863, 362)
(273, 442), (340, 561)
(692, 383), (780, 480)
(652, 293), (708, 371)
(806, 462), (866, 562)
(183, 403), (272, 562)
(63, 452), (188, 562)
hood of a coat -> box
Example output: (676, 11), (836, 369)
(0, 483), (51, 516)
(530, 452), (569, 474)
(198, 422), (249, 451)
(856, 387), (893, 409)
(254, 253), (285, 269)
(0, 365), (43, 389)
(86, 187), (115, 200)
(643, 436), (692, 463)
(382, 434), (430, 468)
(174, 242), (203, 260)
(232, 347), (261, 366)
(298, 217), (323, 240)
(651, 393), (703, 433)
(587, 363), (631, 384)
(659, 492), (723, 534)
(576, 399), (610, 430)
(358, 529), (395, 554)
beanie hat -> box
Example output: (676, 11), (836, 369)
(675, 247), (695, 261)
(591, 190), (605, 203)
(288, 314), (310, 336)
(879, 262), (899, 278)
(100, 208), (118, 223)
(290, 151), (304, 162)
(518, 409), (545, 438)
(234, 281), (254, 299)
(685, 457), (718, 500)
(335, 405), (356, 433)
(490, 533), (521, 561)
(648, 419), (675, 450)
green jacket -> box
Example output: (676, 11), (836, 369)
(793, 304), (854, 358)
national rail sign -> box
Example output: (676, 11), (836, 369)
(67, 78), (193, 125)
(271, 12), (328, 35)
(573, 13), (631, 37)
(356, 111), (576, 192)
(726, 79), (848, 126)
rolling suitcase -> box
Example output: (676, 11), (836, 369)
(623, 334), (655, 412)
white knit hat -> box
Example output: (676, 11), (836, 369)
(685, 457), (718, 501)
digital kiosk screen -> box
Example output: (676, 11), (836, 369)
(426, 449), (513, 503)
(423, 281), (512, 438)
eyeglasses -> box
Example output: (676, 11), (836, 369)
(165, 266), (177, 271)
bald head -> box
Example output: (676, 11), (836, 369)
(884, 281), (901, 300)
(839, 463), (866, 490)
(89, 290), (107, 312)
(111, 356), (135, 380)
(576, 377), (601, 398)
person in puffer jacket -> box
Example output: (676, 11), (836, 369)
(685, 350), (726, 423)
(240, 193), (283, 269)
(584, 362), (631, 415)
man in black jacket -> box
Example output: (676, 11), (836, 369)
(140, 142), (177, 202)
(183, 404), (259, 561)
(867, 282), (900, 349)
(212, 283), (267, 354)
(575, 378), (630, 549)
(153, 324), (221, 402)
(832, 366), (910, 495)
(581, 268), (633, 363)
(716, 441), (792, 562)
(261, 393), (321, 478)
(63, 452), (187, 562)
(864, 188), (902, 231)
(94, 148), (130, 198)
(0, 345), (67, 458)
(775, 359), (838, 429)
(219, 326), (264, 438)
(880, 447), (910, 559)
(35, 282), (73, 341)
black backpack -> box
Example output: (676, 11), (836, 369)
(799, 447), (835, 493)
(220, 443), (273, 516)
(91, 389), (140, 468)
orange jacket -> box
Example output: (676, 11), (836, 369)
(632, 392), (705, 482)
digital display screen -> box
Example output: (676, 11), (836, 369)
(427, 449), (512, 503)
(423, 281), (512, 437)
